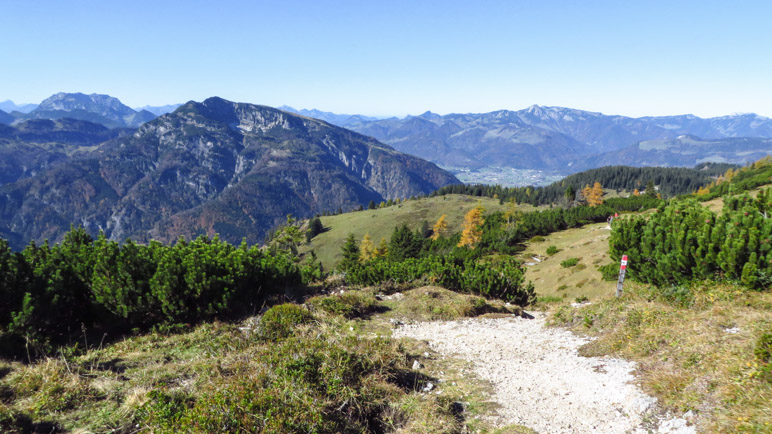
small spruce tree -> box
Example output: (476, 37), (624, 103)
(339, 233), (360, 271)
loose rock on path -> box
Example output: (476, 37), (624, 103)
(393, 313), (694, 433)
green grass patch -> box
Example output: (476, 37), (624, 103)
(560, 258), (580, 268)
(302, 194), (515, 269)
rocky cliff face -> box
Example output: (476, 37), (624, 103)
(0, 97), (458, 248)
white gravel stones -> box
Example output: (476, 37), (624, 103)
(393, 313), (694, 433)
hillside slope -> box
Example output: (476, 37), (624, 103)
(303, 194), (522, 269)
(0, 119), (132, 185)
(571, 136), (772, 170)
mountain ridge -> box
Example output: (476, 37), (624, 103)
(337, 105), (772, 172)
(0, 97), (457, 249)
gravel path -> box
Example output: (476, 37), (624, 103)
(393, 313), (694, 433)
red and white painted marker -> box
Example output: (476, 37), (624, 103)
(616, 255), (629, 297)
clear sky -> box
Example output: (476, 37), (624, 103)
(2, 0), (771, 118)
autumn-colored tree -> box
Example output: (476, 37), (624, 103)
(360, 233), (376, 261)
(581, 184), (591, 204)
(504, 198), (523, 231)
(374, 237), (388, 257)
(587, 182), (604, 207)
(633, 188), (640, 196)
(458, 206), (485, 248)
(431, 214), (448, 240)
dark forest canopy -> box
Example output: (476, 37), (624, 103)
(431, 163), (739, 206)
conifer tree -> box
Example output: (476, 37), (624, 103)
(339, 233), (360, 271)
(565, 185), (576, 204)
(587, 182), (604, 206)
(504, 198), (523, 230)
(431, 214), (448, 240)
(306, 216), (324, 242)
(458, 206), (485, 248)
(645, 181), (657, 198)
(389, 224), (421, 261)
(581, 184), (592, 205)
(368, 200), (376, 210)
(270, 215), (304, 255)
(359, 233), (376, 262)
(375, 237), (389, 257)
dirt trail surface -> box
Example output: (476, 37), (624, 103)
(393, 313), (694, 433)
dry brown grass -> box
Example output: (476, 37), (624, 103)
(551, 281), (772, 432)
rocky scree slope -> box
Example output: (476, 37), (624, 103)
(0, 97), (457, 249)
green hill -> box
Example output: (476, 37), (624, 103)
(303, 194), (542, 269)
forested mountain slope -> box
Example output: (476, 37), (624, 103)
(0, 98), (457, 249)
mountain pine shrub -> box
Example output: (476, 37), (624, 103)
(609, 189), (772, 289)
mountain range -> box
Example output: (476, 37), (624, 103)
(0, 97), (457, 249)
(133, 104), (183, 116)
(0, 100), (38, 114)
(336, 105), (772, 171)
(279, 106), (384, 127)
(570, 135), (772, 171)
(2, 91), (772, 249)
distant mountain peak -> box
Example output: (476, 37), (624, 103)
(24, 92), (156, 128)
(0, 100), (38, 114)
(526, 104), (543, 114)
(133, 103), (182, 116)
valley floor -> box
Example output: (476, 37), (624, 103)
(394, 313), (693, 433)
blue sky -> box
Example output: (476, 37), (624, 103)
(2, 0), (771, 117)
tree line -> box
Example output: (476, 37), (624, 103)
(431, 165), (727, 205)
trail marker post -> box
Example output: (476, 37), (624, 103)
(616, 255), (628, 297)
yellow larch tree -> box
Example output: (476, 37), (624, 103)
(458, 206), (485, 248)
(581, 184), (592, 204)
(587, 182), (604, 207)
(504, 198), (523, 231)
(431, 214), (448, 240)
(359, 233), (376, 261)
